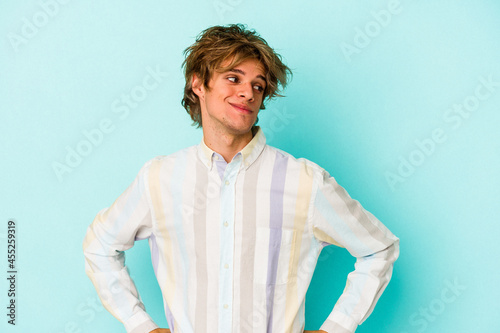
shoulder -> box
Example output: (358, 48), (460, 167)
(262, 144), (327, 179)
(139, 145), (199, 171)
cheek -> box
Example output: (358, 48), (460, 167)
(254, 95), (264, 107)
(223, 86), (235, 98)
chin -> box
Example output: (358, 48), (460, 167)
(227, 123), (254, 135)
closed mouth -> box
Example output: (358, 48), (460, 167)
(230, 103), (252, 113)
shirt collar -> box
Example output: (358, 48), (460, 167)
(197, 126), (267, 170)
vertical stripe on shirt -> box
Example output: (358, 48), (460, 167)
(238, 157), (260, 331)
(171, 151), (193, 331)
(149, 159), (180, 331)
(284, 163), (314, 331)
(194, 160), (209, 331)
(266, 152), (289, 333)
(205, 168), (220, 332)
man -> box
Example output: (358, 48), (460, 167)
(83, 24), (399, 333)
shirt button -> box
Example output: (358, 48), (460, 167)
(224, 264), (229, 269)
(214, 155), (219, 160)
(223, 304), (228, 309)
(223, 221), (228, 227)
(225, 180), (230, 186)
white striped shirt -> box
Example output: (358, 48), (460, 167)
(83, 127), (399, 333)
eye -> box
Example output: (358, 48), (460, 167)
(253, 85), (264, 93)
(227, 76), (239, 83)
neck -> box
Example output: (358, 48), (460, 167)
(203, 127), (255, 162)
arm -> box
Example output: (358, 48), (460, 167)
(311, 169), (400, 333)
(83, 160), (160, 333)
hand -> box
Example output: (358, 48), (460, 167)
(149, 329), (171, 333)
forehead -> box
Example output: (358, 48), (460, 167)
(218, 57), (266, 78)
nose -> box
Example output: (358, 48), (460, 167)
(238, 82), (254, 102)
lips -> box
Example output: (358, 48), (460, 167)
(230, 103), (252, 114)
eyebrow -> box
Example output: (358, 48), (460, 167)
(228, 68), (267, 83)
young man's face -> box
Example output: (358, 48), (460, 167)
(193, 58), (267, 137)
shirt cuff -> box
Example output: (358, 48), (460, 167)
(124, 311), (159, 333)
(320, 311), (358, 333)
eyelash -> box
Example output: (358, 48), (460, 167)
(227, 76), (264, 92)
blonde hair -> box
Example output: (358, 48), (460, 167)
(181, 24), (292, 127)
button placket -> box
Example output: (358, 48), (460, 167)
(218, 155), (241, 333)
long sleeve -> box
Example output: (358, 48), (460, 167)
(311, 169), (400, 333)
(82, 160), (159, 333)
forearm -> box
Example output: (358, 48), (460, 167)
(83, 220), (159, 332)
(320, 240), (400, 333)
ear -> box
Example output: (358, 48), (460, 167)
(191, 74), (205, 100)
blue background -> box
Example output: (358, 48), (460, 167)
(1, 0), (499, 332)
